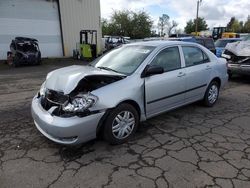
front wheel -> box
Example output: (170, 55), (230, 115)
(103, 103), (139, 145)
(203, 81), (219, 107)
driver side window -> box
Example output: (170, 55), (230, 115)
(150, 47), (181, 72)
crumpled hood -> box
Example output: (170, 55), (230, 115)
(225, 40), (250, 57)
(45, 65), (124, 94)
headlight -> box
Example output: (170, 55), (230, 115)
(39, 82), (46, 96)
(63, 93), (98, 112)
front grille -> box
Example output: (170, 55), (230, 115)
(223, 50), (233, 56)
(223, 50), (247, 63)
(41, 89), (69, 111)
(46, 89), (68, 105)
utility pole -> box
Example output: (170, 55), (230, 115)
(195, 0), (202, 36)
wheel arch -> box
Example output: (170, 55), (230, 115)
(210, 77), (221, 88)
(96, 99), (141, 137)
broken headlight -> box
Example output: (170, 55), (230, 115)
(62, 93), (98, 113)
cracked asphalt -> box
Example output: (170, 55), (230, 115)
(1, 59), (250, 188)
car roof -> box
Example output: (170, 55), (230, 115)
(127, 40), (197, 47)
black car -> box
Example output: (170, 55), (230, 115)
(7, 37), (41, 67)
(168, 37), (216, 54)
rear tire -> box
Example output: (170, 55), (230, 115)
(203, 81), (219, 107)
(103, 103), (139, 145)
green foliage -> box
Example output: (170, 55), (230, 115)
(226, 16), (250, 33)
(184, 17), (208, 34)
(227, 17), (242, 32)
(101, 10), (153, 39)
(243, 16), (250, 33)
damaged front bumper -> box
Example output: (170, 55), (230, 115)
(31, 96), (105, 145)
(222, 50), (250, 76)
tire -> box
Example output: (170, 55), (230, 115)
(203, 81), (220, 107)
(103, 103), (139, 145)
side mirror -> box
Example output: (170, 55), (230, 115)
(141, 65), (164, 78)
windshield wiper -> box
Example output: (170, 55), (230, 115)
(97, 66), (120, 73)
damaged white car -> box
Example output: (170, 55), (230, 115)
(222, 35), (250, 78)
(32, 41), (228, 145)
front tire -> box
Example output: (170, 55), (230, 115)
(203, 81), (219, 107)
(103, 103), (139, 145)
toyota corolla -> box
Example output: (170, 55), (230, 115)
(31, 41), (228, 145)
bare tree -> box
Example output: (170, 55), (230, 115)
(158, 14), (169, 36)
(167, 20), (178, 36)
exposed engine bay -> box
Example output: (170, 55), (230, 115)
(40, 74), (124, 117)
(70, 75), (124, 95)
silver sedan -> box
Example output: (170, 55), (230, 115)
(31, 41), (228, 145)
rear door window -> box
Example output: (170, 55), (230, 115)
(182, 46), (210, 67)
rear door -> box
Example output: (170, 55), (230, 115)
(181, 46), (212, 102)
(145, 46), (186, 117)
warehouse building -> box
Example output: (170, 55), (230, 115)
(0, 0), (102, 60)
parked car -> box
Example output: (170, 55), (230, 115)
(105, 36), (127, 51)
(7, 37), (41, 67)
(215, 38), (242, 57)
(31, 41), (228, 145)
(222, 36), (250, 78)
(168, 37), (216, 54)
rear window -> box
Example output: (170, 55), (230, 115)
(196, 39), (204, 46)
(182, 46), (210, 67)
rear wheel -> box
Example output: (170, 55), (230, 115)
(103, 103), (139, 145)
(203, 81), (219, 107)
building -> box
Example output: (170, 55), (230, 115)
(0, 0), (102, 60)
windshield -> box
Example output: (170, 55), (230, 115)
(215, 40), (240, 47)
(91, 45), (155, 75)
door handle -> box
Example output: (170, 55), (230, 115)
(205, 65), (212, 70)
(177, 72), (186, 77)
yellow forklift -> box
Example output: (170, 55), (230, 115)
(73, 30), (97, 60)
(212, 27), (239, 40)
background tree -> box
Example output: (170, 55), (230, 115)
(184, 17), (208, 34)
(101, 10), (153, 39)
(243, 15), (250, 33)
(167, 20), (178, 36)
(158, 14), (169, 36)
(131, 11), (153, 38)
(226, 17), (242, 32)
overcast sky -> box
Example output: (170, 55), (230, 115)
(100, 0), (250, 31)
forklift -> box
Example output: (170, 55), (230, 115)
(212, 27), (239, 41)
(73, 30), (97, 60)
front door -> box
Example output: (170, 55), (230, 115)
(145, 46), (186, 118)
